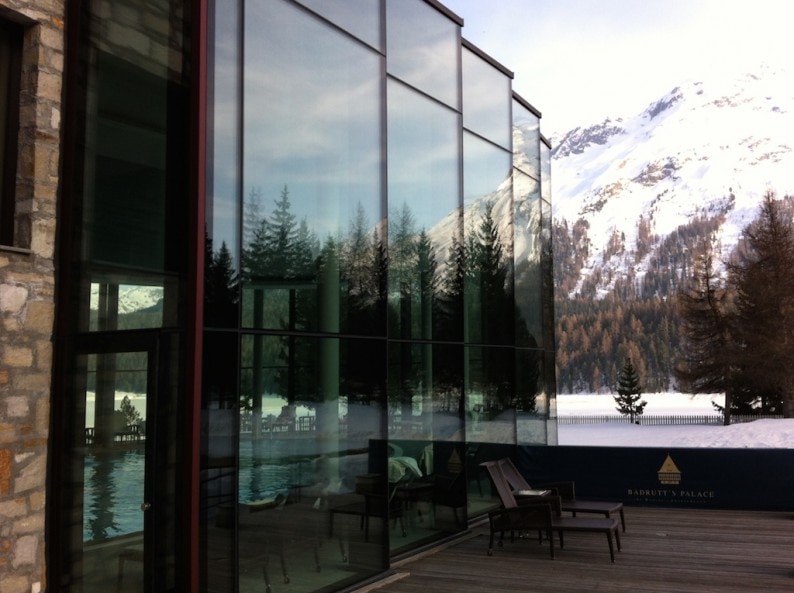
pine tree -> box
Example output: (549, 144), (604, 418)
(614, 357), (647, 423)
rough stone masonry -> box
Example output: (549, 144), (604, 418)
(0, 1), (64, 592)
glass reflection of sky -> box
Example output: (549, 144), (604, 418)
(388, 80), (460, 233)
(208, 0), (241, 258)
(386, 0), (459, 109)
(463, 48), (511, 149)
(243, 0), (382, 241)
(463, 132), (511, 206)
(295, 0), (381, 50)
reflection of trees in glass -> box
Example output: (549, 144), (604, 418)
(342, 206), (387, 404)
(465, 200), (514, 410)
(385, 199), (543, 417)
(515, 347), (541, 413)
(85, 454), (119, 541)
(204, 231), (238, 327)
(241, 186), (386, 409)
(243, 185), (318, 282)
(343, 204), (387, 336)
(388, 202), (466, 423)
(466, 200), (513, 344)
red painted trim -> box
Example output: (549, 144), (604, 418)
(187, 0), (208, 591)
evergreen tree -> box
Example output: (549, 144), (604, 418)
(241, 188), (267, 280)
(266, 185), (300, 278)
(727, 191), (794, 417)
(674, 244), (735, 424)
(415, 229), (438, 340)
(466, 201), (514, 405)
(437, 229), (465, 342)
(204, 235), (238, 328)
(342, 204), (380, 333)
(614, 357), (647, 423)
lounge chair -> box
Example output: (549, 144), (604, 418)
(481, 460), (621, 562)
(499, 457), (626, 532)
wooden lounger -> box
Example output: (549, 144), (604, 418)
(481, 461), (621, 562)
(499, 457), (626, 532)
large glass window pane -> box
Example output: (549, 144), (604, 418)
(238, 334), (387, 591)
(206, 0), (241, 329)
(462, 47), (511, 149)
(513, 100), (541, 178)
(463, 132), (513, 346)
(514, 169), (542, 346)
(466, 345), (516, 444)
(72, 47), (189, 333)
(386, 0), (460, 109)
(540, 137), (551, 202)
(200, 331), (239, 593)
(80, 351), (149, 591)
(242, 0), (384, 336)
(296, 0), (382, 50)
(540, 139), (554, 354)
(58, 1), (191, 589)
(544, 349), (558, 445)
(515, 347), (547, 444)
(388, 82), (461, 342)
(388, 342), (462, 441)
(387, 341), (465, 552)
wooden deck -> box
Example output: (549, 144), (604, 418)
(367, 507), (794, 593)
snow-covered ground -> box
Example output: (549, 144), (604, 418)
(557, 393), (794, 448)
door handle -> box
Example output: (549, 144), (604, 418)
(140, 502), (152, 512)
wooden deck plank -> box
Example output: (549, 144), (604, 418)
(368, 507), (794, 593)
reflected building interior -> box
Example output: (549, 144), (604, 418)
(51, 1), (555, 593)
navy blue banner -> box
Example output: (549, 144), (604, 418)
(514, 445), (794, 511)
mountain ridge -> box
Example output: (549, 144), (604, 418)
(550, 65), (794, 393)
(551, 65), (794, 300)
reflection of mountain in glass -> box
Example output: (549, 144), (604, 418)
(221, 184), (541, 414)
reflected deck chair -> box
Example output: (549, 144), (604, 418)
(499, 457), (626, 532)
(481, 460), (621, 562)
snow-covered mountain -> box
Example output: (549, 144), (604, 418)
(551, 65), (794, 299)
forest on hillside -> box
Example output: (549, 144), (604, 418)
(552, 208), (729, 394)
(553, 194), (794, 399)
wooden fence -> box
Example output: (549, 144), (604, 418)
(558, 414), (783, 426)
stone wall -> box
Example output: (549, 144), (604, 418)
(0, 1), (63, 592)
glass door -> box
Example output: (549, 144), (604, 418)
(63, 331), (177, 593)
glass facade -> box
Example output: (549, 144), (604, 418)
(52, 1), (192, 591)
(53, 1), (555, 593)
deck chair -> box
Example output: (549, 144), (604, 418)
(481, 460), (621, 562)
(499, 457), (626, 532)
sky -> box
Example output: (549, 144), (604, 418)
(443, 0), (794, 136)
